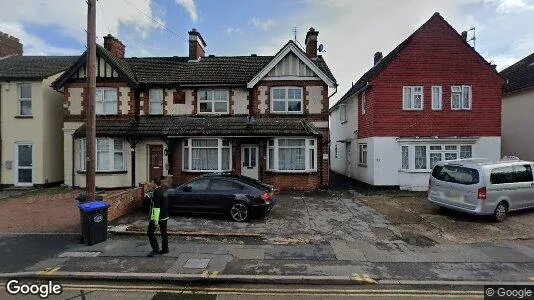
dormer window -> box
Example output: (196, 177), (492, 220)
(96, 88), (117, 115)
(198, 89), (229, 114)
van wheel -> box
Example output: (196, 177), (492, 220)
(229, 202), (250, 222)
(493, 202), (508, 222)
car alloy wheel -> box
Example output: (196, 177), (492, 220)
(230, 202), (249, 222)
(493, 202), (508, 222)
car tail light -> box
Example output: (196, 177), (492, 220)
(261, 193), (272, 202)
(477, 187), (486, 200)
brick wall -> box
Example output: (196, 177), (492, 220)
(0, 31), (22, 56)
(96, 187), (143, 222)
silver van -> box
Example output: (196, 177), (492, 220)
(427, 158), (534, 222)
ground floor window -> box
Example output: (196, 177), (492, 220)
(267, 138), (317, 172)
(358, 143), (367, 166)
(79, 138), (126, 172)
(401, 143), (473, 171)
(183, 138), (231, 172)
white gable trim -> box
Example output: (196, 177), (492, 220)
(247, 42), (335, 88)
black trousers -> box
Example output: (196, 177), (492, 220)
(147, 219), (168, 252)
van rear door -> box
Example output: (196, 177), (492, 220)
(430, 165), (481, 211)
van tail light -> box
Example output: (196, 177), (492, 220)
(477, 187), (487, 200)
(261, 193), (272, 202)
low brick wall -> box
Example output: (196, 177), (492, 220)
(96, 187), (144, 222)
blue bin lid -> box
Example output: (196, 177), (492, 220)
(79, 201), (109, 212)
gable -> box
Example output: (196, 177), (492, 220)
(70, 54), (121, 79)
(266, 53), (317, 78)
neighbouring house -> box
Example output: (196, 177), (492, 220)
(501, 52), (534, 162)
(0, 33), (77, 187)
(52, 30), (337, 191)
(329, 13), (504, 191)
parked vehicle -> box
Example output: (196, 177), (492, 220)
(145, 173), (277, 222)
(428, 158), (534, 222)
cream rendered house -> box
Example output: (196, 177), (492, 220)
(0, 56), (77, 187)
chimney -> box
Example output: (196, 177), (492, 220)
(374, 52), (383, 65)
(461, 31), (468, 41)
(103, 34), (125, 58)
(305, 27), (319, 59)
(0, 31), (23, 56)
(188, 28), (207, 61)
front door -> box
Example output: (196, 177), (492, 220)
(241, 144), (259, 180)
(149, 145), (163, 182)
(15, 143), (33, 186)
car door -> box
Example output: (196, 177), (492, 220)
(207, 179), (244, 213)
(512, 164), (534, 209)
(171, 179), (211, 212)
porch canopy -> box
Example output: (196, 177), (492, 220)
(73, 116), (323, 138)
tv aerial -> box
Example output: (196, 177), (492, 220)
(318, 44), (326, 53)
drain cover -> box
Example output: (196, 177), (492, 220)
(183, 258), (210, 269)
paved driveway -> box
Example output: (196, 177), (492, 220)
(113, 190), (406, 245)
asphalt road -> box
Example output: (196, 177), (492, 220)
(0, 233), (79, 273)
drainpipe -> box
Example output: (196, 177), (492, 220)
(71, 133), (75, 187)
(130, 140), (136, 188)
(0, 83), (2, 190)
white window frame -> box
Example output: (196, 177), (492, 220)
(96, 87), (118, 115)
(361, 92), (366, 115)
(400, 144), (473, 171)
(451, 85), (472, 110)
(431, 86), (442, 110)
(79, 138), (126, 172)
(266, 137), (317, 172)
(149, 88), (164, 115)
(358, 143), (367, 166)
(270, 87), (304, 114)
(401, 145), (409, 170)
(18, 83), (32, 116)
(198, 89), (229, 114)
(340, 104), (347, 123)
(182, 138), (232, 172)
(403, 86), (424, 110)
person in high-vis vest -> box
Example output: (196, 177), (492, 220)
(147, 176), (170, 257)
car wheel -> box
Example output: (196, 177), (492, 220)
(493, 201), (508, 222)
(229, 202), (249, 222)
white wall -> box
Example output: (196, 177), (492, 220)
(502, 89), (534, 161)
(329, 93), (358, 176)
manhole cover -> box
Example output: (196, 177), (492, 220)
(183, 258), (210, 269)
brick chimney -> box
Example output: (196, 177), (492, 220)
(188, 29), (206, 61)
(103, 34), (125, 58)
(0, 31), (23, 57)
(374, 52), (383, 65)
(305, 27), (319, 59)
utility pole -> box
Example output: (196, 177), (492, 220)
(86, 0), (96, 200)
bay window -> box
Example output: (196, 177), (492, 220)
(198, 89), (229, 114)
(271, 87), (303, 114)
(79, 138), (126, 172)
(267, 138), (316, 172)
(96, 88), (118, 115)
(401, 144), (473, 171)
(183, 138), (231, 172)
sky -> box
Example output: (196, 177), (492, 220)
(1, 0), (533, 105)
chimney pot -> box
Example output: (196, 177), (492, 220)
(103, 34), (125, 58)
(305, 27), (319, 59)
(461, 31), (468, 41)
(374, 51), (383, 65)
(188, 28), (207, 60)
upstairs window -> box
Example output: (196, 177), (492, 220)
(149, 89), (164, 115)
(451, 85), (472, 110)
(96, 88), (118, 115)
(431, 86), (442, 110)
(18, 84), (32, 116)
(198, 89), (229, 114)
(403, 86), (423, 110)
(271, 87), (303, 114)
(340, 104), (347, 123)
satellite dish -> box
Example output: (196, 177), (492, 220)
(318, 44), (324, 52)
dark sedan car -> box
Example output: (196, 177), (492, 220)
(146, 173), (277, 222)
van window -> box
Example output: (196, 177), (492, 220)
(491, 164), (534, 184)
(432, 165), (479, 185)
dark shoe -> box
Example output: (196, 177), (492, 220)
(158, 249), (169, 255)
(146, 250), (158, 257)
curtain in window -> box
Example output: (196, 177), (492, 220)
(192, 149), (218, 170)
(278, 148), (305, 170)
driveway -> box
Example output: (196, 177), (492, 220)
(113, 190), (410, 245)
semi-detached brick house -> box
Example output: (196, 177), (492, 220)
(329, 13), (505, 191)
(52, 29), (337, 191)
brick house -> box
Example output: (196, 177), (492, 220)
(329, 13), (504, 191)
(53, 29), (337, 191)
(500, 52), (534, 161)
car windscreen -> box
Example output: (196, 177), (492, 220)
(234, 176), (271, 191)
(432, 165), (480, 185)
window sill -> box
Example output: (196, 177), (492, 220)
(270, 112), (304, 115)
(402, 109), (424, 111)
(265, 170), (318, 174)
(197, 112), (230, 115)
(358, 164), (367, 168)
(399, 169), (431, 173)
(77, 170), (128, 175)
(15, 115), (33, 119)
(182, 170), (231, 173)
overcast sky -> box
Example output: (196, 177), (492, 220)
(1, 0), (533, 104)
